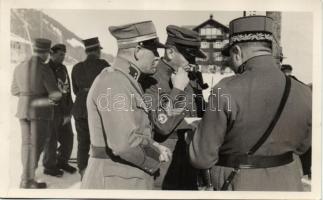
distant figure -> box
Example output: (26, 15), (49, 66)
(71, 37), (110, 179)
(42, 44), (76, 177)
(11, 38), (62, 189)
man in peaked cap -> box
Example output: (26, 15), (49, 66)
(71, 37), (110, 179)
(140, 25), (209, 190)
(189, 16), (311, 191)
(81, 21), (172, 189)
(42, 44), (76, 177)
(11, 38), (62, 188)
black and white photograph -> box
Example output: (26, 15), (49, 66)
(0, 0), (321, 199)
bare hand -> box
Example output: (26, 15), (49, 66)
(153, 142), (172, 162)
(171, 67), (190, 91)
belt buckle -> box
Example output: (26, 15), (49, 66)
(238, 155), (254, 169)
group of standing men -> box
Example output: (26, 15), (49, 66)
(11, 36), (110, 188)
(12, 15), (311, 191)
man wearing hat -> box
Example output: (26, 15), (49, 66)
(140, 25), (209, 190)
(11, 38), (62, 188)
(42, 44), (76, 177)
(71, 37), (110, 178)
(189, 16), (312, 191)
(81, 21), (171, 189)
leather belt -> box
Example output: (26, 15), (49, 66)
(217, 152), (293, 169)
(91, 145), (139, 168)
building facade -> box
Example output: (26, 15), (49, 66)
(186, 15), (231, 73)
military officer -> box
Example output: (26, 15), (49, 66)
(71, 37), (110, 177)
(280, 63), (312, 179)
(81, 21), (172, 190)
(189, 16), (312, 191)
(140, 25), (208, 190)
(11, 38), (62, 188)
(43, 44), (76, 177)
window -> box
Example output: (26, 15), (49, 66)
(211, 28), (223, 36)
(205, 28), (212, 36)
(217, 29), (223, 35)
(213, 52), (223, 61)
(200, 28), (206, 36)
(201, 41), (209, 48)
(211, 28), (217, 36)
(213, 41), (223, 49)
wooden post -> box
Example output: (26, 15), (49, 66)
(266, 11), (282, 65)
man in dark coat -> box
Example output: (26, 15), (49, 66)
(11, 38), (62, 188)
(71, 37), (110, 178)
(141, 25), (208, 190)
(281, 64), (312, 179)
(42, 44), (76, 177)
(189, 16), (312, 191)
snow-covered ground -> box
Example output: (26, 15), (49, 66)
(8, 70), (310, 190)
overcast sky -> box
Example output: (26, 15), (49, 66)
(43, 10), (313, 84)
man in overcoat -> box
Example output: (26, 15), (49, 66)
(71, 37), (110, 177)
(11, 38), (62, 188)
(43, 44), (76, 177)
(81, 21), (171, 189)
(189, 16), (312, 191)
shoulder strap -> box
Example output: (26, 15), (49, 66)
(247, 76), (291, 155)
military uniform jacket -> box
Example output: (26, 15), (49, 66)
(11, 56), (61, 120)
(71, 55), (109, 119)
(189, 55), (312, 191)
(49, 60), (73, 117)
(141, 59), (198, 139)
(82, 57), (160, 189)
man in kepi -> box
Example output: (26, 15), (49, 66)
(71, 37), (110, 178)
(81, 21), (171, 189)
(43, 44), (76, 177)
(189, 16), (312, 191)
(11, 38), (62, 188)
(141, 25), (209, 190)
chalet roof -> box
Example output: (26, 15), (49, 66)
(193, 15), (229, 32)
